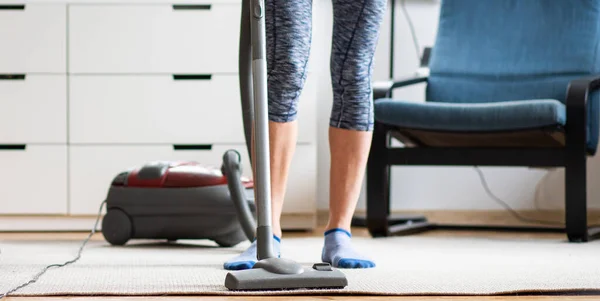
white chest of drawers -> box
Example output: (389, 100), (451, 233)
(0, 0), (317, 231)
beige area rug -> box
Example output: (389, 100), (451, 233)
(1, 235), (600, 296)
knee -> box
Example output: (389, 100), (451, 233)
(334, 73), (373, 108)
(269, 60), (309, 92)
(330, 90), (374, 132)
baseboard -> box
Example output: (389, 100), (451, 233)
(317, 209), (600, 227)
(0, 213), (317, 232)
(281, 213), (317, 231)
(11, 209), (599, 232)
(0, 216), (102, 232)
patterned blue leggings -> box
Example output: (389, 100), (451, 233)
(266, 0), (387, 131)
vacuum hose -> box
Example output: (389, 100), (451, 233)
(219, 0), (257, 243)
(222, 149), (256, 242)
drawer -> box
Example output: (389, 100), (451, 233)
(69, 74), (316, 144)
(0, 145), (67, 214)
(68, 4), (240, 74)
(0, 4), (66, 73)
(69, 144), (316, 215)
(0, 75), (67, 143)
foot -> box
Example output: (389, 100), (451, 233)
(223, 235), (281, 270)
(321, 228), (375, 269)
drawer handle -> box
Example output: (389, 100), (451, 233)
(172, 4), (211, 10)
(0, 4), (25, 10)
(173, 74), (212, 81)
(0, 144), (26, 150)
(0, 74), (25, 80)
(173, 144), (213, 151)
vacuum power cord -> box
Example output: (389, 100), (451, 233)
(0, 200), (107, 299)
(400, 0), (421, 61)
(474, 167), (564, 226)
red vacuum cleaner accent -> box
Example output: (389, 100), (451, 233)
(123, 161), (254, 189)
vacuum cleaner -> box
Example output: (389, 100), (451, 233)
(101, 159), (257, 247)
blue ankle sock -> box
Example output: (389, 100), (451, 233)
(223, 235), (281, 270)
(321, 228), (375, 269)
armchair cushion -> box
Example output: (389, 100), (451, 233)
(375, 98), (565, 133)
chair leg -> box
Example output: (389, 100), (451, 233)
(351, 213), (427, 228)
(366, 123), (391, 237)
(565, 150), (588, 242)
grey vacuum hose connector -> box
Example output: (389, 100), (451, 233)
(222, 150), (256, 242)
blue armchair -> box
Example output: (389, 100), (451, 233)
(365, 0), (600, 242)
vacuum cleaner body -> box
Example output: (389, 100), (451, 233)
(102, 161), (255, 247)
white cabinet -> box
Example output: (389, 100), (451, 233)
(0, 0), (317, 230)
(0, 145), (67, 214)
(0, 75), (67, 143)
(68, 4), (241, 74)
(0, 4), (66, 73)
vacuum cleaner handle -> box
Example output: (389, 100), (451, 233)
(235, 0), (276, 258)
(248, 0), (276, 261)
(222, 149), (256, 242)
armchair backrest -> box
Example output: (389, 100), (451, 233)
(427, 0), (600, 105)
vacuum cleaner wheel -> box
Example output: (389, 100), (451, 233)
(102, 209), (133, 246)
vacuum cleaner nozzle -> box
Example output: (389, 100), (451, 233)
(225, 258), (348, 290)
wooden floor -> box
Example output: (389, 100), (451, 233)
(6, 297), (600, 301)
(1, 228), (595, 301)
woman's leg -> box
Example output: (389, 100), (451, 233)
(322, 0), (387, 269)
(224, 0), (312, 271)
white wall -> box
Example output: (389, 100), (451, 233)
(312, 0), (600, 212)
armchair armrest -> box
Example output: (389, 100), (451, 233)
(373, 76), (428, 100)
(565, 75), (600, 149)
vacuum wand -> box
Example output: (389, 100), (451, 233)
(250, 0), (275, 261)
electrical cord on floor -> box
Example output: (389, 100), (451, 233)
(0, 200), (107, 299)
(474, 167), (564, 226)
